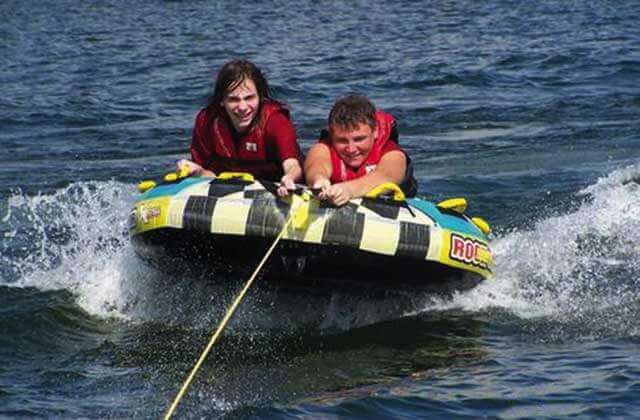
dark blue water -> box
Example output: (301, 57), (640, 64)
(2, 0), (640, 417)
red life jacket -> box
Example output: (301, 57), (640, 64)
(323, 110), (398, 183)
(196, 101), (290, 180)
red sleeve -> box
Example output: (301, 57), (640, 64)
(190, 109), (212, 166)
(263, 112), (300, 162)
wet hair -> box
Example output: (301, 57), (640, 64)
(206, 59), (272, 118)
(328, 94), (376, 131)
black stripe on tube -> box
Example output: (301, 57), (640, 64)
(207, 180), (249, 197)
(360, 198), (401, 220)
(396, 222), (430, 259)
(183, 196), (218, 232)
(246, 197), (289, 238)
(321, 206), (365, 248)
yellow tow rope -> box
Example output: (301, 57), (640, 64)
(163, 192), (310, 419)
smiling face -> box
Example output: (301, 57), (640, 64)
(221, 78), (260, 134)
(329, 122), (378, 169)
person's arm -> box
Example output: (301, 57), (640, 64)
(278, 157), (303, 194)
(266, 112), (304, 196)
(304, 142), (333, 189)
(322, 150), (406, 206)
(176, 111), (216, 177)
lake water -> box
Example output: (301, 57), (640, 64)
(2, 0), (640, 417)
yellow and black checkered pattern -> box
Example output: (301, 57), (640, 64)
(131, 179), (493, 279)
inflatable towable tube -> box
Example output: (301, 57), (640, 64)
(129, 173), (494, 293)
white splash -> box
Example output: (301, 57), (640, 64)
(1, 181), (145, 319)
(3, 164), (640, 334)
(427, 163), (640, 322)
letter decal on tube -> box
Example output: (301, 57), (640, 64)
(450, 233), (491, 270)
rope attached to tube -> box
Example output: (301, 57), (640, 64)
(163, 193), (309, 419)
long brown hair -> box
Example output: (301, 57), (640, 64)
(206, 59), (272, 126)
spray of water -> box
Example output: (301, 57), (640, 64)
(3, 165), (639, 335)
(428, 163), (640, 337)
(1, 181), (148, 319)
(0, 180), (446, 330)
